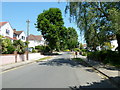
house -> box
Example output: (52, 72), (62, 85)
(109, 35), (118, 51)
(111, 40), (118, 51)
(0, 22), (15, 41)
(13, 29), (26, 42)
(83, 43), (87, 49)
(27, 34), (45, 48)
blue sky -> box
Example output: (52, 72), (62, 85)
(2, 2), (85, 43)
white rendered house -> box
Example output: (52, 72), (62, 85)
(27, 34), (45, 48)
(13, 29), (26, 42)
(111, 40), (118, 51)
(0, 22), (14, 40)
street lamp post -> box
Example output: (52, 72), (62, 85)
(26, 19), (30, 60)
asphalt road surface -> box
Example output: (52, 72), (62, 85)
(2, 52), (116, 89)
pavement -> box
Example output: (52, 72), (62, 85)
(0, 54), (57, 72)
(75, 54), (120, 89)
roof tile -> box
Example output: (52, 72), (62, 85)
(0, 22), (8, 27)
(27, 34), (42, 41)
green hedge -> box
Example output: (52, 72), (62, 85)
(87, 50), (120, 66)
(73, 48), (80, 52)
(35, 45), (50, 53)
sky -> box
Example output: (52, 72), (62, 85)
(2, 2), (85, 43)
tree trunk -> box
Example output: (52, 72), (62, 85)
(116, 34), (120, 55)
(92, 47), (97, 51)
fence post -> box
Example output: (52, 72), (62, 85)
(14, 51), (17, 63)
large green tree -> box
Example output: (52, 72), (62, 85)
(59, 26), (68, 50)
(67, 27), (78, 50)
(36, 8), (64, 52)
(65, 2), (120, 53)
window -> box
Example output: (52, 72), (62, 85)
(6, 29), (10, 35)
(13, 34), (17, 37)
(22, 36), (25, 40)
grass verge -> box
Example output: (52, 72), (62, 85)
(72, 58), (83, 62)
(36, 56), (52, 62)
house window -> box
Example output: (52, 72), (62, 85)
(6, 29), (10, 35)
(22, 36), (25, 40)
(13, 34), (17, 37)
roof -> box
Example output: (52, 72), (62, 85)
(13, 29), (23, 35)
(4, 36), (17, 40)
(0, 22), (8, 27)
(27, 34), (42, 41)
(83, 44), (87, 47)
(13, 37), (18, 40)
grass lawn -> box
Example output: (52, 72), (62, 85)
(72, 58), (83, 61)
(36, 56), (52, 62)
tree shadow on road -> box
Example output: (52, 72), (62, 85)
(42, 52), (62, 56)
(69, 76), (120, 90)
(37, 58), (89, 67)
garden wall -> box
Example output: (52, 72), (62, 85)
(0, 53), (43, 66)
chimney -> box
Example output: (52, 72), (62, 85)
(13, 29), (16, 31)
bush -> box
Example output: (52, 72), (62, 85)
(35, 45), (51, 53)
(87, 50), (120, 66)
(81, 49), (87, 52)
(13, 40), (26, 54)
(82, 52), (87, 56)
(1, 38), (15, 54)
(35, 46), (41, 50)
(2, 45), (15, 54)
(73, 48), (80, 52)
(18, 49), (25, 54)
(7, 45), (15, 54)
(44, 46), (51, 52)
(79, 49), (87, 56)
(64, 49), (70, 52)
(103, 51), (120, 65)
(32, 48), (37, 53)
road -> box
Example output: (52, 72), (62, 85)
(2, 52), (116, 89)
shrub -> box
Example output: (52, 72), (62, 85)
(44, 46), (51, 52)
(13, 40), (26, 54)
(7, 45), (15, 54)
(2, 45), (15, 54)
(73, 48), (80, 52)
(35, 46), (41, 50)
(81, 49), (87, 52)
(32, 48), (37, 53)
(82, 52), (87, 56)
(87, 50), (120, 66)
(35, 45), (44, 52)
(35, 45), (51, 53)
(1, 38), (15, 54)
(64, 49), (70, 52)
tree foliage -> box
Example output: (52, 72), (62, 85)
(0, 35), (15, 54)
(36, 8), (78, 51)
(0, 35), (29, 54)
(13, 40), (27, 54)
(65, 2), (120, 53)
(67, 27), (78, 50)
(36, 8), (64, 51)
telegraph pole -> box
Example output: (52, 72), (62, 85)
(26, 19), (30, 60)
